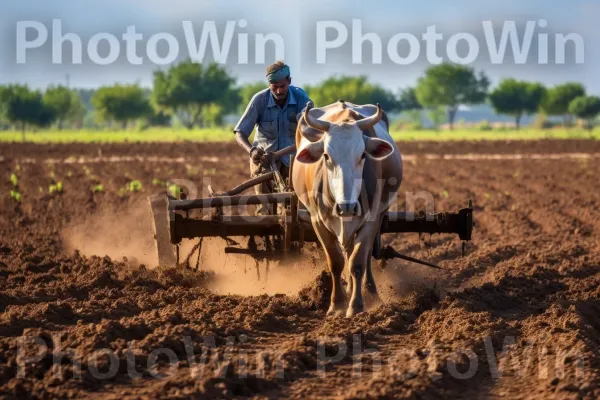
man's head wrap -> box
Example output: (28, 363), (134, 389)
(266, 64), (290, 83)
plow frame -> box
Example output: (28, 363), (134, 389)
(149, 145), (474, 268)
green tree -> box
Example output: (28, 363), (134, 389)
(569, 95), (600, 130)
(202, 103), (225, 127)
(427, 106), (446, 130)
(540, 82), (585, 126)
(396, 87), (423, 128)
(91, 84), (152, 129)
(398, 87), (422, 111)
(305, 75), (400, 111)
(0, 84), (56, 141)
(147, 109), (172, 127)
(153, 60), (238, 129)
(43, 85), (84, 130)
(415, 63), (489, 130)
(489, 79), (546, 129)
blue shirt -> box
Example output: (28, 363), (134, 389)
(234, 86), (312, 166)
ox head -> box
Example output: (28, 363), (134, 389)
(295, 102), (395, 218)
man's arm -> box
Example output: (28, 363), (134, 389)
(235, 131), (253, 153)
(233, 94), (261, 155)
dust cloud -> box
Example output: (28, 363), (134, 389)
(61, 199), (158, 267)
(178, 238), (324, 296)
(61, 199), (440, 300)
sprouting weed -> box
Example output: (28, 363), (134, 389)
(10, 190), (21, 202)
(92, 184), (104, 193)
(168, 183), (181, 198)
(48, 181), (63, 195)
(10, 173), (18, 187)
(128, 180), (143, 192)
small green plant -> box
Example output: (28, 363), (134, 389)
(168, 183), (181, 198)
(119, 180), (143, 196)
(128, 180), (143, 192)
(152, 178), (166, 186)
(10, 190), (21, 202)
(441, 189), (449, 198)
(49, 181), (63, 194)
(9, 173), (21, 202)
(92, 184), (104, 193)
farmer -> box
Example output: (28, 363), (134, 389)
(233, 61), (312, 215)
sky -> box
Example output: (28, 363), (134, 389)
(0, 0), (599, 94)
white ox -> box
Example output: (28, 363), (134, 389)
(292, 100), (403, 317)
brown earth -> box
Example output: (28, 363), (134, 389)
(0, 140), (599, 399)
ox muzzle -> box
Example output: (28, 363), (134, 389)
(334, 201), (361, 217)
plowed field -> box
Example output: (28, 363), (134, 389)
(1, 140), (599, 399)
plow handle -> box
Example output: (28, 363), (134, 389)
(271, 145), (296, 161)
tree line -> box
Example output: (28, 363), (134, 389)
(1, 60), (599, 138)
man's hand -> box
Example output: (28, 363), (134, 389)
(250, 147), (265, 165)
(259, 151), (274, 168)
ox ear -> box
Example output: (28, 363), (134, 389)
(364, 137), (394, 160)
(295, 140), (325, 164)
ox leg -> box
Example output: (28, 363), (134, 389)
(313, 221), (346, 316)
(346, 223), (380, 317)
(365, 256), (378, 296)
(365, 216), (384, 299)
(363, 255), (382, 310)
(346, 242), (368, 317)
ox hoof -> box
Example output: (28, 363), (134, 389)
(327, 302), (346, 317)
(345, 303), (364, 318)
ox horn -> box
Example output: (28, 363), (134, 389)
(356, 103), (383, 131)
(304, 101), (330, 132)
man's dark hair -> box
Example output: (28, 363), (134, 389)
(266, 60), (288, 77)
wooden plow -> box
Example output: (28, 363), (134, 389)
(148, 145), (474, 269)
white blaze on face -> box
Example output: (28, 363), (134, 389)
(294, 106), (396, 246)
(323, 124), (366, 209)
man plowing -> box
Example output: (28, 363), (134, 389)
(233, 61), (312, 215)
